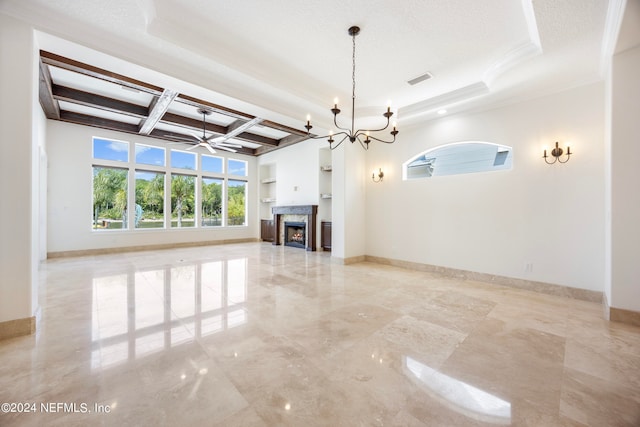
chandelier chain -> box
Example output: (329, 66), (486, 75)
(352, 32), (356, 101)
(303, 25), (398, 150)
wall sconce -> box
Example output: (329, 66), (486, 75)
(543, 141), (571, 164)
(372, 168), (384, 182)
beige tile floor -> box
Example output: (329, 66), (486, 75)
(1, 242), (639, 426)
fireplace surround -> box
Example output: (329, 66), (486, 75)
(272, 205), (318, 251)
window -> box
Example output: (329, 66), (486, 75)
(227, 180), (246, 226)
(91, 137), (250, 231)
(171, 174), (195, 228)
(93, 138), (128, 162)
(135, 144), (165, 166)
(403, 141), (513, 180)
(135, 171), (165, 229)
(228, 159), (247, 176)
(202, 177), (223, 227)
(171, 149), (196, 170)
(92, 167), (128, 230)
(202, 155), (223, 174)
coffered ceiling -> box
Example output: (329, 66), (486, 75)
(38, 50), (307, 156)
(0, 0), (624, 155)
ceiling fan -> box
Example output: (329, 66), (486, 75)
(171, 108), (262, 154)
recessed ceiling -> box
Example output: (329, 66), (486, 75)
(0, 0), (619, 148)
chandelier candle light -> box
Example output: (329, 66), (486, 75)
(305, 26), (398, 150)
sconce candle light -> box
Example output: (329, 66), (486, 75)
(372, 168), (384, 182)
(543, 141), (571, 164)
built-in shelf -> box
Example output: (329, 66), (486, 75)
(260, 164), (277, 218)
(319, 149), (332, 227)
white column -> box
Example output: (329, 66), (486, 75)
(0, 13), (39, 336)
(609, 41), (640, 315)
(331, 141), (366, 261)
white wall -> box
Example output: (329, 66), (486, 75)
(258, 138), (321, 206)
(365, 83), (606, 292)
(47, 121), (257, 253)
(36, 99), (48, 261)
(257, 138), (324, 248)
(0, 13), (39, 323)
(610, 44), (640, 311)
(604, 57), (613, 309)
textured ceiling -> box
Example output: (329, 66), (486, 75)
(0, 0), (621, 135)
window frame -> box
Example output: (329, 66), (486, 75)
(402, 141), (513, 180)
(91, 136), (250, 233)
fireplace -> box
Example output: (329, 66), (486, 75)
(284, 222), (306, 249)
(272, 205), (318, 251)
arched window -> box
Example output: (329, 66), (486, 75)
(403, 141), (513, 180)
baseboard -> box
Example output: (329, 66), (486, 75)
(364, 255), (602, 303)
(47, 238), (259, 259)
(609, 307), (640, 327)
(332, 255), (366, 265)
(603, 292), (611, 320)
(0, 316), (35, 341)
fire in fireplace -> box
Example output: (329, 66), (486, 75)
(284, 221), (306, 249)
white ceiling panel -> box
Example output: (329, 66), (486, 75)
(58, 101), (141, 125)
(49, 66), (154, 106)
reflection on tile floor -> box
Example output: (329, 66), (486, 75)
(1, 243), (639, 426)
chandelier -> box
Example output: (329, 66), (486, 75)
(304, 26), (398, 150)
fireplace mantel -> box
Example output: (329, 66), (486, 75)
(272, 205), (318, 251)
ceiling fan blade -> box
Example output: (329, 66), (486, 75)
(190, 133), (208, 143)
(185, 144), (200, 151)
(204, 144), (217, 155)
(205, 135), (225, 144)
(214, 142), (242, 148)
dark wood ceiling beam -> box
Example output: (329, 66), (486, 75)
(220, 118), (275, 146)
(139, 89), (179, 135)
(148, 129), (196, 141)
(40, 50), (163, 95)
(216, 145), (256, 156)
(177, 95), (308, 138)
(53, 84), (148, 118)
(38, 61), (60, 119)
(234, 131), (278, 146)
(254, 134), (311, 156)
(226, 119), (250, 133)
(57, 112), (259, 155)
(232, 146), (257, 156)
(59, 111), (140, 134)
(176, 95), (253, 121)
(39, 51), (311, 156)
(160, 113), (278, 146)
(160, 112), (227, 135)
(261, 119), (309, 136)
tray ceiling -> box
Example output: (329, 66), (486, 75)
(1, 0), (623, 154)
